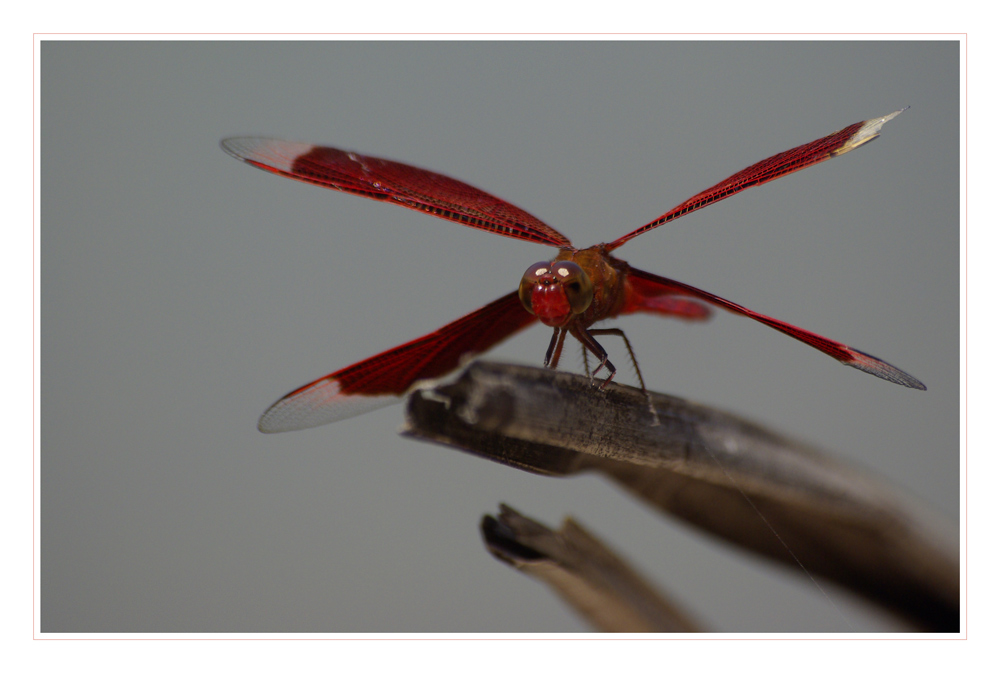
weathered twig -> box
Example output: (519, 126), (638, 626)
(482, 504), (702, 632)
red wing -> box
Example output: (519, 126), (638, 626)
(622, 267), (926, 390)
(221, 138), (572, 248)
(258, 292), (538, 433)
(606, 109), (907, 251)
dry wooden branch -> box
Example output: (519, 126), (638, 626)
(401, 361), (958, 632)
(482, 504), (702, 632)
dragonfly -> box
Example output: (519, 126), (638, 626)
(222, 108), (924, 434)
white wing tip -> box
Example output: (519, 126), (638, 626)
(221, 137), (316, 173)
(836, 107), (908, 155)
(258, 378), (399, 433)
(845, 346), (926, 391)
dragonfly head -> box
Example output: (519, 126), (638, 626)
(518, 260), (594, 327)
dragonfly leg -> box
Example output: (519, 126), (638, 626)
(544, 328), (568, 369)
(589, 328), (647, 392)
(571, 325), (617, 388)
(588, 327), (659, 425)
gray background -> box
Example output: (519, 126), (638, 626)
(41, 41), (958, 633)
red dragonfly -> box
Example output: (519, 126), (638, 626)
(223, 108), (924, 433)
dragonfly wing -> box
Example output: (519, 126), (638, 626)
(222, 138), (572, 247)
(619, 278), (713, 320)
(623, 267), (926, 390)
(607, 109), (907, 250)
(258, 291), (538, 432)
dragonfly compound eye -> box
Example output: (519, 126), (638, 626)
(550, 261), (594, 315)
(518, 262), (552, 315)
